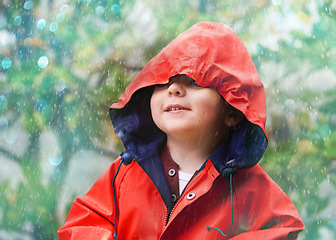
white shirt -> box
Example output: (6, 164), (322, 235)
(178, 171), (193, 195)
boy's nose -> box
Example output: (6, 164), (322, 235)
(168, 82), (186, 96)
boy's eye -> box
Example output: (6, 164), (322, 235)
(190, 80), (201, 87)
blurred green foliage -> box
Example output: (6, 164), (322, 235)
(0, 0), (336, 239)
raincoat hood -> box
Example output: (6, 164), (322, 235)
(110, 21), (268, 171)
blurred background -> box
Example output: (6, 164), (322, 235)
(1, 0), (336, 239)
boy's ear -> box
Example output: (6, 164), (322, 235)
(223, 109), (245, 127)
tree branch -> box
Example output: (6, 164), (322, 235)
(0, 147), (21, 163)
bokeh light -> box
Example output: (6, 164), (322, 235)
(49, 21), (58, 32)
(284, 98), (295, 111)
(0, 15), (6, 28)
(37, 56), (49, 68)
(37, 19), (46, 29)
(23, 1), (34, 10)
(48, 155), (63, 166)
(0, 95), (8, 112)
(4, 128), (19, 144)
(55, 79), (67, 92)
(0, 117), (9, 133)
(110, 4), (121, 15)
(95, 6), (105, 16)
(1, 57), (12, 70)
(61, 5), (70, 14)
(56, 13), (66, 22)
(13, 16), (22, 26)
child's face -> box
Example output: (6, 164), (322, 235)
(150, 75), (230, 139)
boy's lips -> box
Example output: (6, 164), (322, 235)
(164, 104), (191, 112)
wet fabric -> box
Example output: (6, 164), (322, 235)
(58, 21), (304, 239)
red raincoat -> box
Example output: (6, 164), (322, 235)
(58, 22), (304, 239)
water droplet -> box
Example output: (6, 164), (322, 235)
(13, 16), (22, 26)
(37, 19), (46, 29)
(23, 0), (34, 10)
(110, 4), (121, 14)
(37, 56), (49, 68)
(1, 57), (11, 69)
(0, 117), (8, 133)
(95, 6), (105, 16)
(48, 155), (63, 166)
(56, 13), (66, 22)
(61, 4), (70, 14)
(0, 95), (8, 112)
(49, 21), (58, 32)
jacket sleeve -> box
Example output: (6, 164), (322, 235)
(230, 165), (305, 240)
(57, 158), (123, 240)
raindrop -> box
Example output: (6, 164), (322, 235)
(49, 21), (58, 32)
(110, 4), (121, 14)
(61, 4), (70, 14)
(1, 57), (11, 69)
(56, 13), (66, 22)
(37, 56), (49, 68)
(0, 95), (8, 111)
(23, 0), (34, 10)
(13, 16), (22, 26)
(95, 6), (105, 16)
(37, 19), (46, 29)
(48, 155), (63, 166)
(0, 117), (8, 133)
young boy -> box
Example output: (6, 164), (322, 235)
(58, 21), (304, 239)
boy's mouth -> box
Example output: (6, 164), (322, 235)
(165, 105), (191, 112)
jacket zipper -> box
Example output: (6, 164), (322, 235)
(164, 168), (207, 226)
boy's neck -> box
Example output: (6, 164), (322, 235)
(166, 133), (224, 174)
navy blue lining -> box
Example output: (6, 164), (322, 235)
(227, 118), (268, 169)
(110, 87), (173, 210)
(137, 152), (174, 212)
